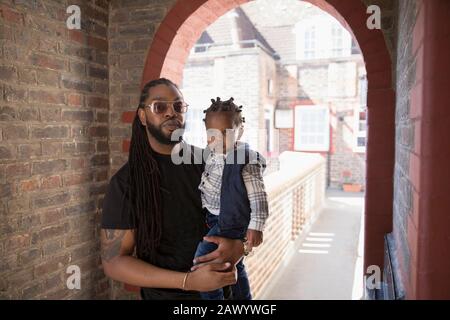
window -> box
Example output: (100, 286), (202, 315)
(194, 45), (207, 53)
(353, 75), (367, 152)
(294, 105), (330, 152)
(331, 24), (344, 57)
(295, 16), (353, 60)
(304, 26), (316, 59)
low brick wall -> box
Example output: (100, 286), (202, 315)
(245, 152), (326, 299)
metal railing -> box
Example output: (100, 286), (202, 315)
(191, 39), (279, 59)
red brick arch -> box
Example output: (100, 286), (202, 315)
(142, 0), (395, 272)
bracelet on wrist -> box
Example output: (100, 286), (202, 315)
(182, 271), (190, 291)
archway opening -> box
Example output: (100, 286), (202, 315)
(141, 0), (395, 297)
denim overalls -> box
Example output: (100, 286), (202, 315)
(194, 142), (253, 300)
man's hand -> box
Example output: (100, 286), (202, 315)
(185, 263), (237, 292)
(191, 236), (244, 271)
(246, 229), (263, 249)
(99, 229), (235, 291)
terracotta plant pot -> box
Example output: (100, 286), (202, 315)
(343, 183), (362, 192)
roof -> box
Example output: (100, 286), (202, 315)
(259, 25), (297, 62)
(195, 7), (277, 57)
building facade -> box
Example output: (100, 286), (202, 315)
(182, 2), (367, 188)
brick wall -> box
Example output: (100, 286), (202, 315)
(0, 0), (109, 299)
(387, 0), (417, 299)
(328, 92), (366, 188)
(329, 127), (366, 188)
(389, 0), (450, 299)
(108, 0), (175, 176)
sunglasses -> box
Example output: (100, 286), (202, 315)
(145, 100), (188, 114)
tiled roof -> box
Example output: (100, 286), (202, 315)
(195, 7), (277, 56)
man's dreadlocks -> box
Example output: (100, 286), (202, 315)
(129, 77), (179, 262)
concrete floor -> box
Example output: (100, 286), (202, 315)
(261, 188), (364, 300)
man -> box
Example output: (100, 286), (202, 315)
(100, 78), (245, 300)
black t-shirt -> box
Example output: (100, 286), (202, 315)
(101, 144), (207, 299)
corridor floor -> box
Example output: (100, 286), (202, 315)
(261, 188), (364, 300)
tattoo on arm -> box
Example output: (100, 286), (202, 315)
(101, 229), (126, 262)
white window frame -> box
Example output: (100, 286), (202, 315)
(353, 114), (367, 153)
(304, 25), (316, 59)
(294, 105), (330, 152)
(295, 15), (352, 60)
(330, 20), (352, 58)
(331, 24), (344, 57)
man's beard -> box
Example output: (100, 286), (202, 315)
(146, 118), (185, 145)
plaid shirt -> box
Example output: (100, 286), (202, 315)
(199, 144), (269, 232)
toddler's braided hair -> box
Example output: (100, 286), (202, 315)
(202, 97), (245, 126)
